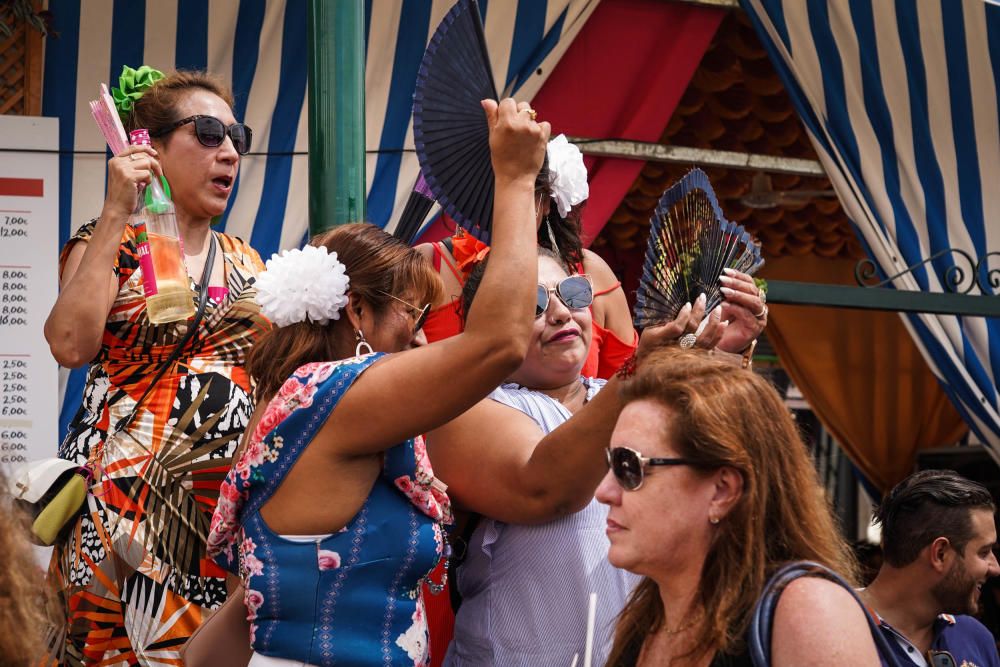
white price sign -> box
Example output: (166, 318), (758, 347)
(0, 116), (59, 469)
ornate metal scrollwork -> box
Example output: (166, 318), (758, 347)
(976, 252), (1000, 295)
(854, 248), (997, 294)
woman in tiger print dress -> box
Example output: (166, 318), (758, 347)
(43, 66), (270, 665)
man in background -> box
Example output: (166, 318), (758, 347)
(861, 469), (1000, 667)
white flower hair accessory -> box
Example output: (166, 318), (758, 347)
(255, 245), (350, 327)
(546, 134), (589, 218)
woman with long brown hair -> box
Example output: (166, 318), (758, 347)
(205, 98), (550, 666)
(598, 348), (880, 666)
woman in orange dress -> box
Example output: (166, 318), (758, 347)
(43, 67), (269, 665)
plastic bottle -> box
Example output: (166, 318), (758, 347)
(129, 129), (195, 324)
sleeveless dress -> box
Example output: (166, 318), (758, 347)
(50, 220), (269, 666)
(445, 379), (640, 667)
(208, 354), (451, 666)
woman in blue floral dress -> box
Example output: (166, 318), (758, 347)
(207, 98), (549, 666)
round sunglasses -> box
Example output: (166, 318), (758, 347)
(152, 115), (253, 155)
(537, 275), (593, 318)
(606, 446), (703, 491)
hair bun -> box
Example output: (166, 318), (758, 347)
(111, 65), (165, 118)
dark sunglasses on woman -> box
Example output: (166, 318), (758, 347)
(606, 446), (703, 491)
(152, 115), (253, 155)
(537, 275), (593, 318)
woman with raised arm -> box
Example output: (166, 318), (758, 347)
(43, 66), (269, 664)
(205, 98), (549, 666)
(427, 248), (766, 666)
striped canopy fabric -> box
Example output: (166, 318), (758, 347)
(44, 0), (599, 439)
(740, 0), (1000, 454)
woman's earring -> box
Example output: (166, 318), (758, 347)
(545, 216), (561, 256)
(355, 329), (374, 356)
(709, 515), (720, 525)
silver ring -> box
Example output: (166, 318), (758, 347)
(679, 333), (698, 349)
(754, 304), (768, 320)
(129, 153), (137, 161)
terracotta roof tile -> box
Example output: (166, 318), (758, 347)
(595, 12), (862, 261)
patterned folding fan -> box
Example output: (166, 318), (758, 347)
(634, 168), (764, 329)
(409, 0), (499, 243)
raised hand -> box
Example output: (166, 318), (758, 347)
(482, 98), (550, 187)
(718, 267), (766, 354)
(103, 144), (163, 221)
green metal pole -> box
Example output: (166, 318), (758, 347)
(307, 0), (366, 235)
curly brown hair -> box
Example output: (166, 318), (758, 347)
(0, 487), (57, 664)
(607, 348), (857, 664)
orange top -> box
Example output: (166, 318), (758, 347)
(422, 232), (490, 343)
(575, 265), (639, 379)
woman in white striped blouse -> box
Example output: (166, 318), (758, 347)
(425, 249), (765, 666)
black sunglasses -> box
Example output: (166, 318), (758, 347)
(927, 651), (956, 667)
(378, 291), (431, 334)
(151, 115), (253, 155)
(606, 446), (702, 491)
(537, 275), (594, 318)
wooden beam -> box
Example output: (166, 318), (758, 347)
(567, 137), (827, 177)
(669, 0), (741, 8)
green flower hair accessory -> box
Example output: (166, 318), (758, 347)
(111, 65), (165, 119)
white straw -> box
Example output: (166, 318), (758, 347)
(583, 592), (597, 667)
(569, 654), (578, 667)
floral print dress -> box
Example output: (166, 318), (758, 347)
(208, 354), (452, 666)
(48, 221), (269, 666)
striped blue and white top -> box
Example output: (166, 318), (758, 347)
(445, 378), (639, 667)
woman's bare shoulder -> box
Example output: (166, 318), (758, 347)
(772, 577), (880, 666)
(581, 248), (618, 289)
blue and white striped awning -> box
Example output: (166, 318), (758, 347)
(44, 0), (599, 439)
(741, 0), (1000, 454)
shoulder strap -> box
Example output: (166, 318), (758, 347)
(104, 234), (217, 442)
(748, 561), (902, 667)
(241, 354), (385, 517)
(593, 281), (622, 297)
(434, 239), (463, 283)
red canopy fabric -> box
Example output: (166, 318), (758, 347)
(416, 0), (724, 246)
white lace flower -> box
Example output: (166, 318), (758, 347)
(255, 245), (350, 327)
(546, 134), (589, 217)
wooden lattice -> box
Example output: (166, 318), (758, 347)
(1, 5), (43, 116)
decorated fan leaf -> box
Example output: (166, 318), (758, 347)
(634, 169), (764, 329)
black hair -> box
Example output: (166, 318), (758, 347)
(873, 469), (995, 567)
(535, 157), (585, 272)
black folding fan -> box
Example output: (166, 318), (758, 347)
(633, 168), (765, 330)
(400, 0), (499, 244)
(392, 173), (437, 245)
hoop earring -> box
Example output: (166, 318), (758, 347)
(355, 329), (374, 356)
(545, 216), (561, 257)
